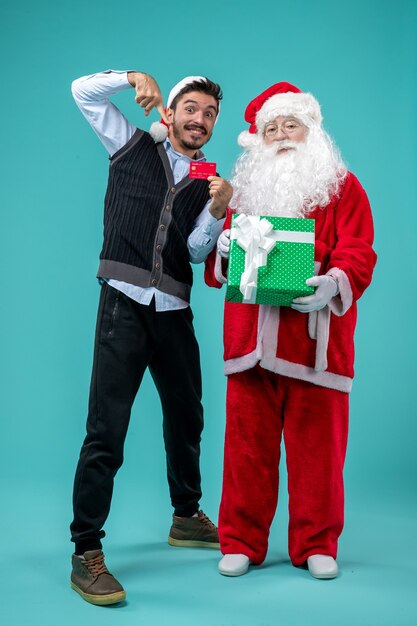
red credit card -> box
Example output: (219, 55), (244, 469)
(189, 161), (217, 180)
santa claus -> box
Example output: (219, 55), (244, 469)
(205, 82), (377, 579)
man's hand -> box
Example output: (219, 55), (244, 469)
(217, 229), (231, 258)
(127, 71), (168, 122)
(291, 275), (339, 313)
(207, 177), (233, 220)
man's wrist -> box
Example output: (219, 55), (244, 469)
(209, 204), (227, 220)
(127, 71), (146, 87)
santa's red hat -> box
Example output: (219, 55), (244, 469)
(150, 75), (220, 142)
(238, 82), (322, 148)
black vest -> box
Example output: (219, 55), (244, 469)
(97, 130), (212, 302)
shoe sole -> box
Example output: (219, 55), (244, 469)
(70, 581), (126, 605)
(168, 537), (220, 549)
(218, 565), (249, 577)
(308, 571), (338, 579)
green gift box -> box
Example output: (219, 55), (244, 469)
(225, 214), (315, 306)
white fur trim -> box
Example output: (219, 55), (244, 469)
(167, 75), (206, 107)
(308, 261), (338, 370)
(224, 353), (352, 392)
(308, 308), (331, 372)
(224, 350), (260, 375)
(314, 307), (331, 371)
(256, 92), (322, 132)
(326, 268), (353, 316)
(237, 130), (260, 148)
(308, 310), (318, 340)
(261, 357), (352, 392)
(224, 350), (353, 393)
(149, 122), (168, 143)
(223, 297), (350, 390)
(256, 305), (279, 366)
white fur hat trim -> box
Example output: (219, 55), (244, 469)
(166, 75), (207, 107)
(149, 121), (169, 142)
(256, 92), (322, 131)
(237, 131), (260, 148)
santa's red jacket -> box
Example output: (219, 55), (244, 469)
(204, 172), (377, 393)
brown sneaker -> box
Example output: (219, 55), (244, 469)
(70, 549), (126, 605)
(168, 510), (220, 549)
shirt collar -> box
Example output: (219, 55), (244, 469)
(164, 138), (206, 162)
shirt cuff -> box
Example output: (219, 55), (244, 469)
(202, 213), (226, 238)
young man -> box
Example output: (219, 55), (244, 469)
(70, 69), (232, 605)
(205, 82), (376, 579)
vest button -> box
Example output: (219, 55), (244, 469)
(171, 187), (176, 193)
(156, 244), (162, 252)
(166, 205), (171, 211)
(151, 279), (157, 286)
(159, 224), (166, 231)
(155, 263), (161, 270)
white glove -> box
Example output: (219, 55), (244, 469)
(291, 275), (339, 313)
(217, 229), (231, 258)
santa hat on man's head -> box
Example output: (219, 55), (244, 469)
(150, 75), (217, 142)
(238, 81), (323, 148)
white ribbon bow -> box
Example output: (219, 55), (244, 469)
(231, 215), (276, 303)
(231, 214), (314, 304)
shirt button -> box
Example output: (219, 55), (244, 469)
(159, 224), (166, 231)
(151, 278), (157, 286)
(156, 244), (162, 251)
(155, 262), (161, 270)
(171, 187), (176, 193)
(166, 205), (171, 211)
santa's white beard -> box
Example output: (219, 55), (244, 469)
(230, 127), (347, 217)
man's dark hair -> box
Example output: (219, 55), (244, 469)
(170, 78), (223, 113)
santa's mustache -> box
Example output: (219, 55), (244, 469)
(256, 139), (300, 156)
(274, 140), (299, 152)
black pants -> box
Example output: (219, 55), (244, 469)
(70, 283), (203, 553)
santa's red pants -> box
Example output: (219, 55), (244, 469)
(219, 365), (349, 566)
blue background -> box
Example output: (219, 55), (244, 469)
(1, 0), (416, 624)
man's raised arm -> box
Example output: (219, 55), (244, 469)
(71, 70), (167, 156)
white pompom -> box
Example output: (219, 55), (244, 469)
(238, 131), (260, 148)
(149, 122), (169, 143)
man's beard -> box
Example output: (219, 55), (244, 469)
(230, 126), (347, 217)
(172, 119), (212, 151)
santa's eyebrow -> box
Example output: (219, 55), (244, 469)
(267, 117), (299, 124)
